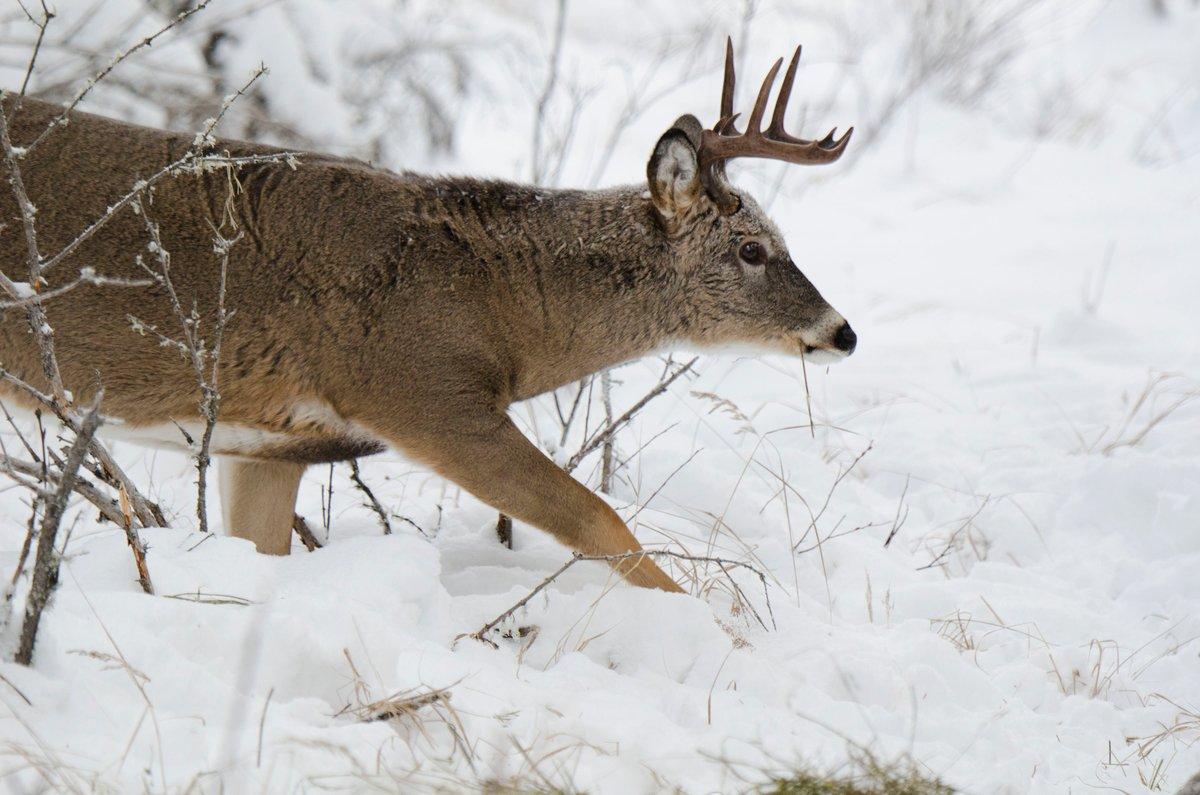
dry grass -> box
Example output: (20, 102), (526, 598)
(1082, 372), (1199, 456)
(1101, 694), (1200, 791)
(337, 649), (454, 724)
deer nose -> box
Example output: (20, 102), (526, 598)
(833, 322), (857, 354)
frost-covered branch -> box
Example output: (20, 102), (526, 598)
(0, 270), (153, 309)
(191, 64), (269, 152)
(129, 197), (239, 535)
(40, 149), (297, 278)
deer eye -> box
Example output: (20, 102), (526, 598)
(739, 241), (765, 265)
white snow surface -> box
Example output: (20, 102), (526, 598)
(0, 1), (1198, 792)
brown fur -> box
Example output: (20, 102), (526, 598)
(0, 97), (851, 592)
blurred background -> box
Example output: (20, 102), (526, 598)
(1, 1), (1198, 792)
(6, 1), (1199, 183)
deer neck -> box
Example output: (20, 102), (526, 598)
(502, 185), (691, 398)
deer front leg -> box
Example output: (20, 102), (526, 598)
(390, 412), (683, 593)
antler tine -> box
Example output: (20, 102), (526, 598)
(767, 45), (801, 140)
(821, 127), (855, 155)
(720, 36), (736, 125)
(746, 57), (782, 133)
(700, 39), (854, 215)
(714, 113), (741, 135)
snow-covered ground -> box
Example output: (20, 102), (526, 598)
(1, 1), (1198, 792)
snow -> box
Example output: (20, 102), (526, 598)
(0, 1), (1198, 792)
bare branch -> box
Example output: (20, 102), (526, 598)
(15, 1), (53, 102)
(0, 90), (66, 402)
(15, 395), (102, 665)
(564, 357), (697, 474)
(23, 0), (215, 156)
(0, 365), (165, 529)
(292, 514), (323, 552)
(131, 192), (242, 535)
(496, 513), (513, 549)
(0, 452), (126, 527)
(0, 90), (171, 532)
(348, 459), (392, 535)
(194, 229), (235, 533)
(598, 371), (615, 492)
(192, 64), (268, 151)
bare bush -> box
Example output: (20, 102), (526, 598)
(0, 3), (290, 663)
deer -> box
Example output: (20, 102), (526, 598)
(0, 40), (855, 594)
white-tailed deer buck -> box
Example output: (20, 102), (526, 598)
(0, 40), (855, 592)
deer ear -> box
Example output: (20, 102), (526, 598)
(647, 115), (705, 228)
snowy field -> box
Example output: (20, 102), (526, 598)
(1, 1), (1198, 792)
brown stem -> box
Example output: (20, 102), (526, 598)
(15, 398), (102, 665)
(348, 459), (392, 535)
(117, 485), (154, 595)
(496, 513), (513, 549)
(292, 514), (323, 551)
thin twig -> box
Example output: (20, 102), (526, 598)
(564, 357), (697, 473)
(458, 549), (776, 648)
(15, 1), (53, 103)
(0, 90), (66, 401)
(0, 452), (126, 527)
(130, 198), (243, 536)
(0, 271), (154, 309)
(598, 370), (615, 492)
(884, 476), (910, 548)
(23, 0), (215, 156)
(799, 352), (815, 438)
(195, 229), (235, 533)
(348, 459), (392, 535)
(256, 687), (274, 768)
(918, 497), (991, 572)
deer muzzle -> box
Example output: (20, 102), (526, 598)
(801, 311), (856, 362)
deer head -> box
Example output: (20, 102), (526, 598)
(646, 38), (856, 362)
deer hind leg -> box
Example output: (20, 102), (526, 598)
(219, 458), (306, 555)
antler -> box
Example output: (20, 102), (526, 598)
(699, 37), (853, 214)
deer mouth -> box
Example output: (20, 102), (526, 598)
(801, 345), (849, 365)
(798, 316), (855, 363)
